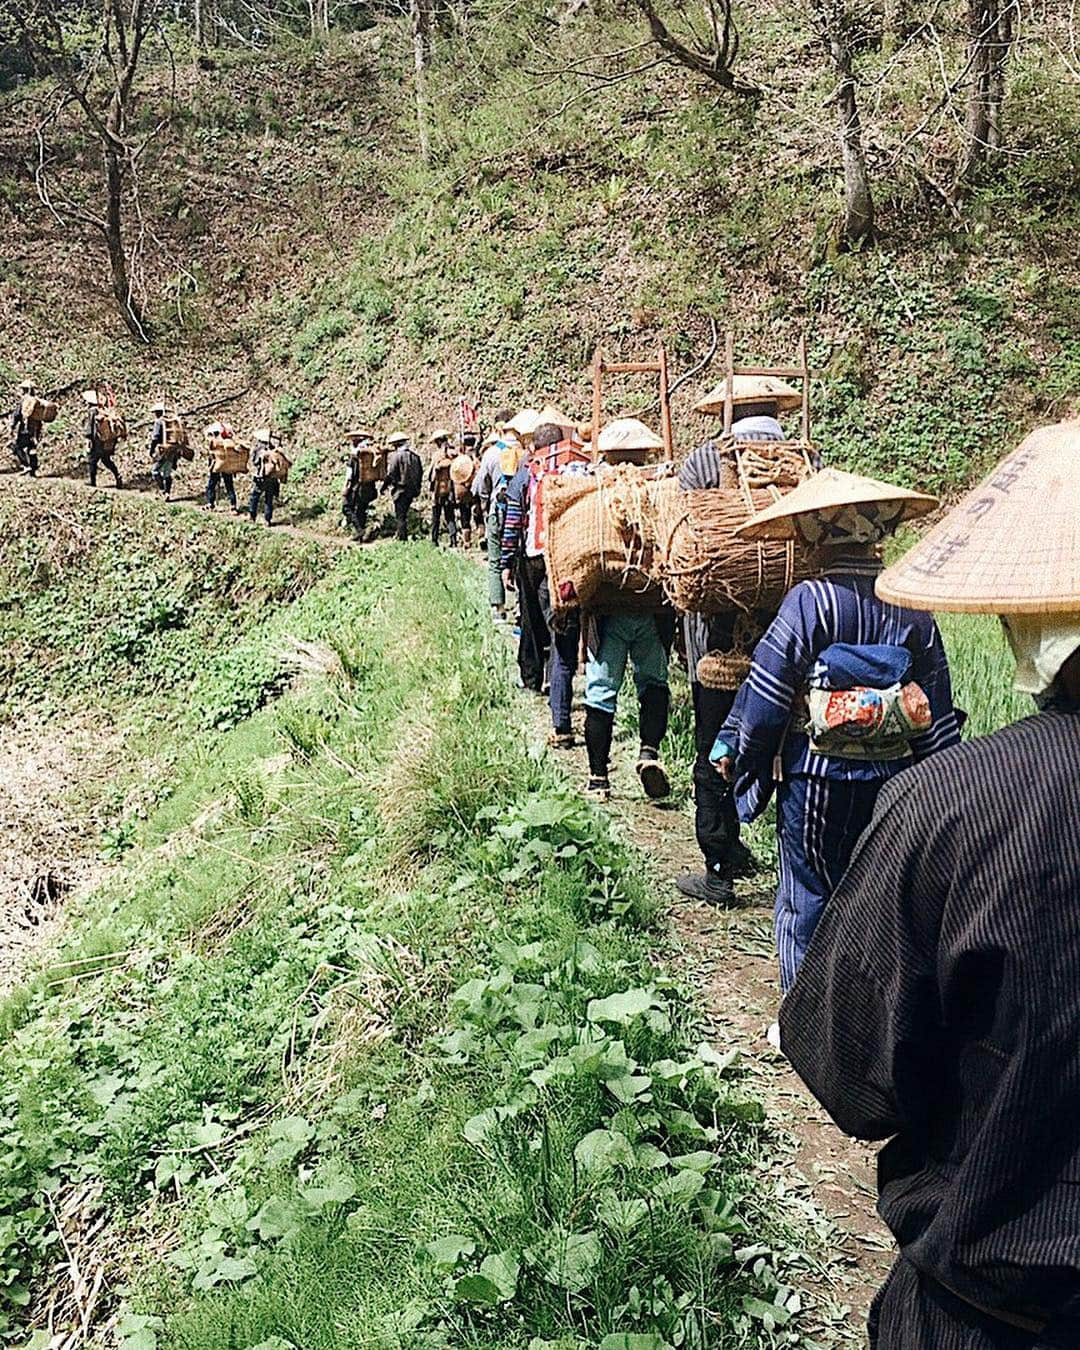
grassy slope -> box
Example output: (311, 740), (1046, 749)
(1, 534), (822, 1350)
(0, 6), (1077, 515)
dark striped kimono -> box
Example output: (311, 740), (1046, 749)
(723, 551), (961, 988)
(782, 707), (1080, 1348)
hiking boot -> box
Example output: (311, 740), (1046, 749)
(636, 749), (670, 800)
(547, 729), (575, 750)
(675, 871), (735, 907)
(584, 776), (611, 802)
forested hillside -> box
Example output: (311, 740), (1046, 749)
(1, 0), (1077, 503)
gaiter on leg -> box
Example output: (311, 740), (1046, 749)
(638, 684), (670, 755)
(584, 708), (615, 779)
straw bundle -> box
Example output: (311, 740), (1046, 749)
(658, 440), (817, 615)
(261, 448), (292, 482)
(21, 395), (57, 424)
(543, 465), (675, 613)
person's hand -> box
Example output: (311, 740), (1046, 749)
(502, 567), (515, 591)
(714, 756), (734, 783)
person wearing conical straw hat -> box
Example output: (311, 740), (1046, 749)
(148, 399), (178, 499)
(84, 388), (123, 490)
(472, 422), (520, 623)
(714, 466), (962, 998)
(428, 428), (459, 548)
(780, 423), (1080, 1350)
(381, 431), (422, 541)
(10, 377), (43, 476)
(673, 383), (796, 907)
(248, 427), (282, 525)
(341, 427), (378, 540)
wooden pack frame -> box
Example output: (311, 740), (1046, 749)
(719, 330), (812, 442)
(589, 345), (674, 464)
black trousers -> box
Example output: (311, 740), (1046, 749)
(392, 491), (415, 540)
(13, 436), (38, 473)
(431, 495), (457, 545)
(456, 495), (473, 533)
(249, 477), (279, 523)
(206, 471), (236, 507)
(344, 481), (378, 533)
(692, 682), (741, 873)
(516, 553), (549, 692)
(90, 446), (121, 487)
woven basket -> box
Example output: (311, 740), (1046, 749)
(658, 440), (817, 614)
(164, 415), (189, 449)
(696, 651), (752, 691)
(21, 395), (57, 424)
(261, 448), (291, 482)
(543, 465), (675, 613)
(209, 439), (249, 474)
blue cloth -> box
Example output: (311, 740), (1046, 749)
(730, 414), (785, 441)
(775, 774), (884, 992)
(721, 552), (961, 821)
(809, 642), (912, 691)
(584, 613), (668, 716)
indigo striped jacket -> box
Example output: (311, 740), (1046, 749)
(726, 553), (961, 812)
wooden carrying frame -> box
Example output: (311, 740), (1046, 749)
(720, 330), (811, 442)
(590, 345), (674, 464)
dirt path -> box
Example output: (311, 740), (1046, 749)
(516, 680), (894, 1342)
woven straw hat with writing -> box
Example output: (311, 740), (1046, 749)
(877, 421), (1080, 615)
(734, 467), (936, 541)
(598, 417), (665, 454)
(695, 375), (802, 416)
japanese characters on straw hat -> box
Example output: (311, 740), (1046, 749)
(695, 375), (802, 416)
(597, 417), (665, 454)
(876, 420), (1080, 616)
(734, 467), (937, 545)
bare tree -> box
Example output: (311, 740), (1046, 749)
(954, 0), (1016, 190)
(810, 0), (875, 247)
(411, 0), (433, 161)
(19, 0), (164, 340)
(630, 0), (759, 96)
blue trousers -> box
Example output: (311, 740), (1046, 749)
(775, 774), (883, 992)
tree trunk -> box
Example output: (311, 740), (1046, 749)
(194, 0), (205, 51)
(813, 0), (875, 248)
(835, 56), (875, 246)
(103, 144), (146, 340)
(955, 0), (1014, 190)
(410, 0), (432, 163)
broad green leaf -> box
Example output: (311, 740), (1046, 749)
(574, 1129), (637, 1174)
(265, 1116), (314, 1167)
(454, 1273), (503, 1305)
(536, 1229), (601, 1293)
(742, 1295), (792, 1328)
(246, 1196), (302, 1241)
(596, 1194), (649, 1232)
(603, 1072), (653, 1104)
(670, 1150), (717, 1173)
(651, 1169), (705, 1204)
(634, 1143), (670, 1170)
(423, 1235), (475, 1273)
(300, 1170), (357, 1208)
(587, 988), (662, 1026)
(697, 1041), (739, 1074)
(246, 1340), (297, 1350)
(478, 1250), (519, 1300)
(598, 1335), (670, 1350)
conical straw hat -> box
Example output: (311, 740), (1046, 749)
(536, 404), (577, 433)
(430, 427), (452, 443)
(345, 427), (374, 441)
(735, 467), (937, 541)
(876, 421), (1080, 615)
(506, 408), (541, 437)
(82, 389), (99, 406)
(598, 417), (665, 453)
(387, 431), (410, 446)
(695, 375), (802, 416)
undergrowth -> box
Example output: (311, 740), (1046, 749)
(0, 545), (816, 1350)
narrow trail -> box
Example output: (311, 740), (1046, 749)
(509, 638), (895, 1342)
